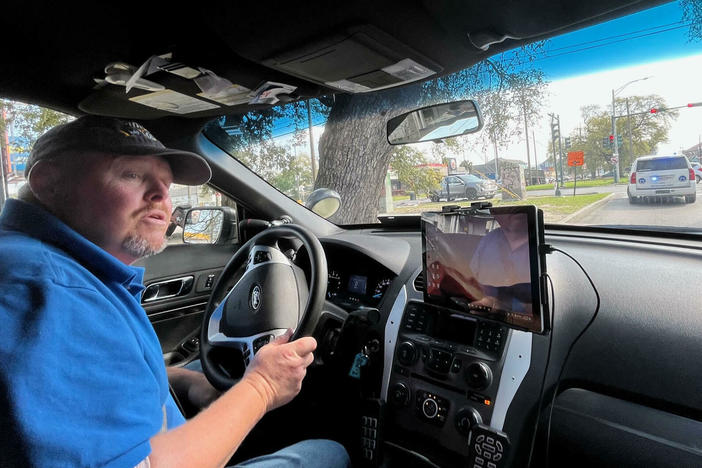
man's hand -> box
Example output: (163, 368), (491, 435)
(240, 329), (316, 412)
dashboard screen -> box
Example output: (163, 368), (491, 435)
(422, 206), (546, 333)
(348, 275), (368, 295)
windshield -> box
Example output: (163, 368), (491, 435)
(204, 0), (702, 230)
(636, 157), (689, 171)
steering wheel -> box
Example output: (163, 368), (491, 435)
(200, 224), (327, 391)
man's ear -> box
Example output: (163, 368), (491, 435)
(27, 160), (62, 206)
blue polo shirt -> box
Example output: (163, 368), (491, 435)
(0, 199), (185, 467)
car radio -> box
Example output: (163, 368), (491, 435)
(387, 300), (511, 455)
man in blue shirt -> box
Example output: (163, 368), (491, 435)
(0, 116), (349, 468)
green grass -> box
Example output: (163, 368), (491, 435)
(392, 195), (411, 201)
(526, 178), (627, 191)
(391, 192), (609, 223)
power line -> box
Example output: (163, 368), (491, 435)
(543, 20), (688, 53)
(531, 23), (692, 62)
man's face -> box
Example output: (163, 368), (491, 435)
(56, 154), (174, 264)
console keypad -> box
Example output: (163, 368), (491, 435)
(404, 304), (428, 332)
(469, 424), (510, 468)
(476, 323), (504, 353)
(361, 416), (379, 462)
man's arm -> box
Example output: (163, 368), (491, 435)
(149, 329), (316, 468)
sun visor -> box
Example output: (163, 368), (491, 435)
(263, 25), (442, 93)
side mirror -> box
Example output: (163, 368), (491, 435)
(183, 207), (238, 245)
(166, 204), (192, 237)
(305, 188), (341, 219)
(387, 100), (483, 145)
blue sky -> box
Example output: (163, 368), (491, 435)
(504, 0), (702, 80)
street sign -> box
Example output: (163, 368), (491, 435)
(567, 151), (584, 167)
(610, 157), (618, 164)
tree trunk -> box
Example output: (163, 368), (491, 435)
(316, 88), (417, 224)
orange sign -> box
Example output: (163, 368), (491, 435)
(567, 151), (584, 167)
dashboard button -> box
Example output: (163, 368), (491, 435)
(397, 342), (418, 366)
(422, 398), (439, 419)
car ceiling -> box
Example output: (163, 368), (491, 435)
(2, 0), (668, 122)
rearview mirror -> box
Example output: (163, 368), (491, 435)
(387, 100), (482, 145)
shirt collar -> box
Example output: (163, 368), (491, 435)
(0, 199), (145, 292)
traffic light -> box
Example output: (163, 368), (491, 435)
(688, 102), (702, 108)
(602, 136), (610, 148)
(616, 135), (623, 147)
(551, 121), (560, 140)
(650, 108), (658, 113)
(564, 137), (571, 149)
(609, 135), (615, 147)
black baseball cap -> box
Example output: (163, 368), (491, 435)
(26, 115), (211, 185)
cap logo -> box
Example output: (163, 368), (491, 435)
(120, 121), (159, 143)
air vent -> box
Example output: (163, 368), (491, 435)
(414, 271), (425, 292)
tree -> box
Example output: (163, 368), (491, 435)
(315, 86), (420, 223)
(271, 155), (314, 201)
(390, 146), (442, 197)
(567, 95), (678, 176)
(509, 70), (548, 179)
(0, 100), (73, 154)
(316, 49), (547, 223)
(681, 0), (702, 41)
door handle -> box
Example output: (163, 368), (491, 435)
(142, 276), (194, 303)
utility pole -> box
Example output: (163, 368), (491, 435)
(557, 122), (564, 190)
(532, 130), (538, 184)
(549, 114), (562, 196)
(609, 77), (651, 183)
(306, 100), (317, 180)
(626, 98), (633, 167)
(611, 89), (619, 183)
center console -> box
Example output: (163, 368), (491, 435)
(376, 205), (546, 465)
(387, 300), (512, 456)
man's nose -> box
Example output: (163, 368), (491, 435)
(145, 177), (171, 204)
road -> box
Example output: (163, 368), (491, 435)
(395, 183), (627, 208)
(574, 184), (702, 228)
(395, 182), (702, 229)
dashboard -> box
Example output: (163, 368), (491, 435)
(320, 227), (702, 468)
(323, 243), (396, 310)
(138, 222), (702, 468)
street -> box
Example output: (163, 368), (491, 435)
(394, 182), (702, 229)
(574, 184), (702, 228)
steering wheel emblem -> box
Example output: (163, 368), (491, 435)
(250, 284), (262, 311)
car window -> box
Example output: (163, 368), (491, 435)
(166, 184), (236, 245)
(203, 0), (702, 231)
(636, 157), (689, 171)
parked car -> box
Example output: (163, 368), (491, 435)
(691, 162), (702, 183)
(627, 155), (696, 204)
(430, 173), (497, 202)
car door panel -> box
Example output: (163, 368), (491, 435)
(135, 243), (238, 363)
